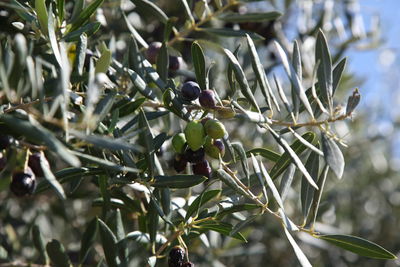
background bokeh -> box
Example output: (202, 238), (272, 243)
(1, 0), (400, 266)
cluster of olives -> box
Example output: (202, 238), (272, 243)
(146, 42), (182, 71)
(0, 135), (48, 197)
(180, 80), (218, 110)
(168, 246), (194, 267)
(172, 113), (226, 178)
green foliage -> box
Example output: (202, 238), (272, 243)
(0, 0), (395, 266)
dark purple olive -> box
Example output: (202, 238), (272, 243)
(146, 42), (162, 64)
(199, 90), (217, 108)
(169, 56), (181, 71)
(181, 81), (201, 101)
(185, 147), (205, 163)
(204, 138), (225, 159)
(10, 167), (36, 197)
(173, 155), (188, 173)
(182, 262), (195, 267)
(168, 246), (185, 267)
(0, 135), (14, 150)
(192, 159), (212, 178)
(28, 152), (47, 177)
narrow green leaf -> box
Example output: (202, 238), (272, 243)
(246, 148), (280, 162)
(180, 0), (195, 23)
(224, 48), (260, 112)
(308, 165), (329, 226)
(118, 97), (146, 117)
(79, 218), (98, 263)
(260, 160), (284, 209)
(114, 209), (127, 263)
(95, 43), (111, 73)
(160, 188), (171, 216)
(291, 40), (301, 117)
(156, 42), (168, 82)
(70, 130), (142, 153)
(63, 22), (100, 42)
(216, 203), (260, 219)
(274, 41), (314, 118)
(72, 151), (139, 173)
(316, 234), (397, 260)
(185, 190), (221, 221)
(0, 115), (80, 167)
(316, 29), (333, 111)
(138, 109), (155, 178)
(35, 0), (48, 35)
(283, 227), (312, 267)
(74, 33), (87, 76)
(216, 169), (253, 200)
(230, 215), (259, 236)
(201, 28), (264, 40)
(127, 69), (157, 100)
(46, 240), (72, 267)
(192, 41), (207, 91)
(130, 0), (169, 24)
(35, 167), (103, 194)
(232, 142), (250, 185)
(300, 151), (319, 220)
(56, 0), (64, 22)
(332, 57), (347, 94)
(47, 5), (62, 66)
(321, 133), (344, 179)
(123, 13), (148, 48)
(218, 11), (281, 22)
(279, 163), (295, 201)
(151, 175), (206, 188)
(98, 218), (119, 267)
(70, 0), (84, 23)
(69, 0), (104, 32)
(250, 154), (268, 202)
(147, 197), (159, 244)
(270, 131), (316, 179)
(197, 221), (247, 242)
(274, 74), (293, 117)
(267, 126), (318, 189)
(246, 34), (275, 111)
(32, 225), (49, 265)
(40, 151), (66, 199)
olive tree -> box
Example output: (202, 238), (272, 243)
(0, 0), (396, 266)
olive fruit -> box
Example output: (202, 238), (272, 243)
(10, 167), (36, 196)
(200, 117), (211, 126)
(28, 152), (48, 177)
(184, 121), (205, 151)
(168, 246), (185, 267)
(173, 155), (188, 173)
(146, 42), (162, 64)
(204, 119), (226, 139)
(0, 135), (13, 150)
(182, 262), (195, 267)
(204, 137), (225, 159)
(185, 147), (205, 163)
(181, 81), (201, 101)
(169, 56), (182, 71)
(199, 90), (217, 108)
(192, 159), (212, 178)
(216, 108), (236, 119)
(172, 133), (187, 154)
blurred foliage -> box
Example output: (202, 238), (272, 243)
(0, 0), (398, 266)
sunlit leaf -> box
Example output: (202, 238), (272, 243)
(317, 234), (397, 260)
